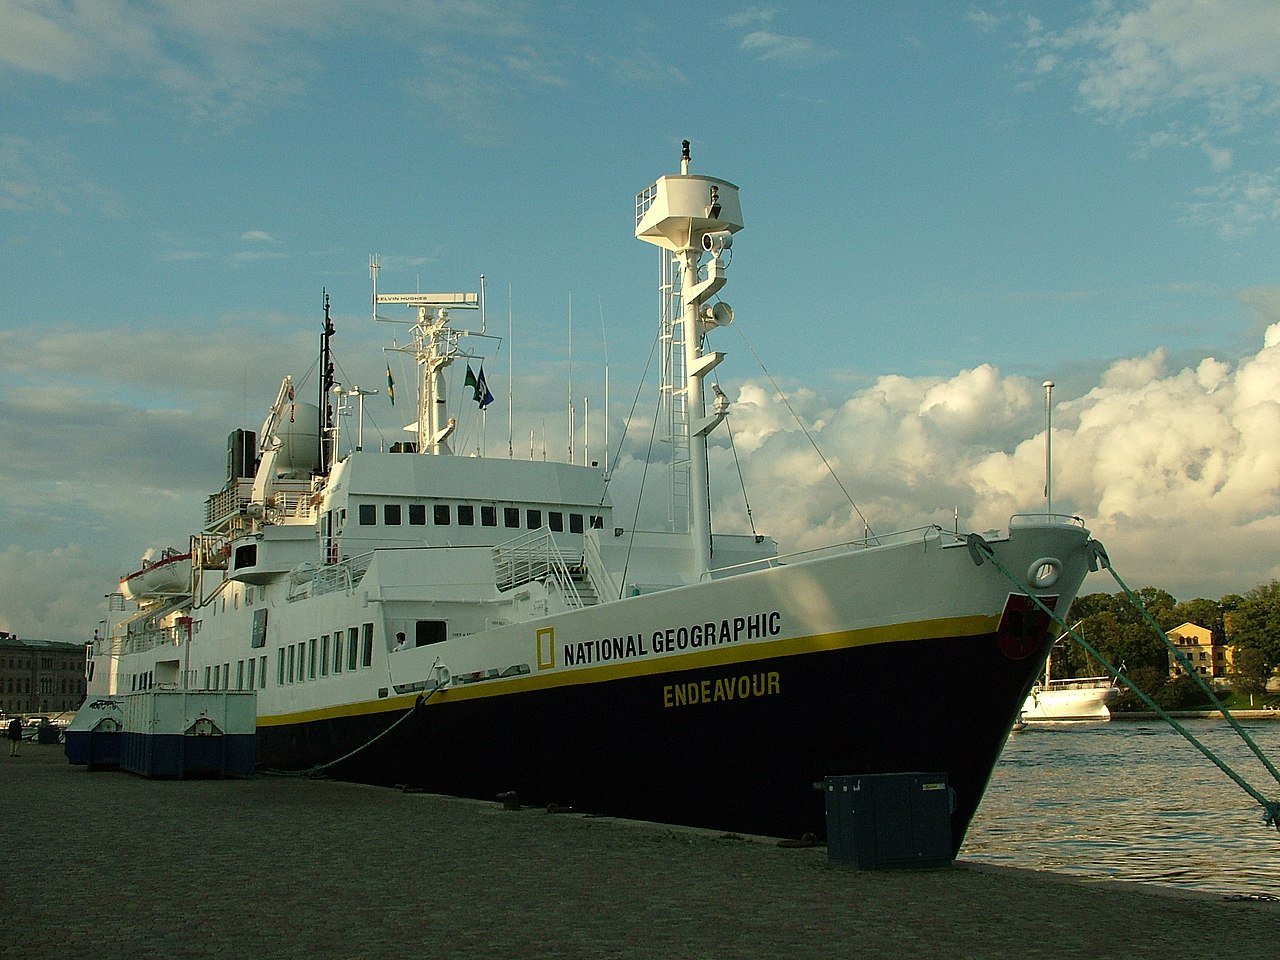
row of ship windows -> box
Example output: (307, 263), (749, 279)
(277, 625), (375, 685)
(126, 623), (379, 693)
(356, 502), (604, 534)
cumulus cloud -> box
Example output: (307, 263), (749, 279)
(702, 308), (1280, 602)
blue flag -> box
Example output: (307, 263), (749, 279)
(475, 364), (495, 410)
(464, 364), (495, 409)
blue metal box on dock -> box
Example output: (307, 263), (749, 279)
(823, 772), (955, 869)
(120, 690), (257, 779)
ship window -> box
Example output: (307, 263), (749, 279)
(549, 511), (563, 532)
(416, 620), (447, 646)
(213, 664), (220, 689)
(434, 504), (451, 525)
(259, 656), (267, 689)
(458, 504), (474, 526)
(247, 658), (255, 690)
(348, 627), (359, 671)
(205, 666), (212, 690)
(223, 662), (230, 690)
(236, 660), (244, 690)
(384, 504), (402, 526)
(504, 507), (520, 528)
(234, 544), (257, 569)
(308, 638), (317, 679)
(409, 504), (426, 525)
(526, 509), (542, 529)
(590, 515), (603, 529)
(320, 636), (329, 677)
(482, 506), (497, 527)
(362, 623), (374, 667)
(277, 650), (284, 686)
(287, 645), (295, 683)
(358, 504), (376, 525)
(251, 608), (268, 648)
(569, 513), (584, 534)
(334, 634), (343, 674)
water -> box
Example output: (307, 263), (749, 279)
(962, 719), (1280, 896)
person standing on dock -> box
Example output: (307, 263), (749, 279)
(7, 717), (21, 757)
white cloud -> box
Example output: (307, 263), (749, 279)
(0, 135), (121, 217)
(703, 301), (1280, 603)
(240, 229), (276, 243)
(739, 30), (834, 65)
(1058, 0), (1280, 126)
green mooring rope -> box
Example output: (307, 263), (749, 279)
(968, 534), (1280, 832)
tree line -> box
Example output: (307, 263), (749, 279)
(1054, 580), (1280, 709)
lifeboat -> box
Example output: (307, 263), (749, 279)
(119, 548), (192, 601)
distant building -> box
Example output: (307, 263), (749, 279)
(1165, 622), (1233, 680)
(0, 630), (88, 717)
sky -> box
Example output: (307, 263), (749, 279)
(3, 0), (1280, 642)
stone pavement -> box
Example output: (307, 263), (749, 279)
(2, 744), (1277, 960)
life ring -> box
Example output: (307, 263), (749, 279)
(1026, 557), (1061, 589)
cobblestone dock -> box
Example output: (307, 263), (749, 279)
(2, 744), (1276, 960)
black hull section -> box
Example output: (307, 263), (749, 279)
(259, 625), (1049, 854)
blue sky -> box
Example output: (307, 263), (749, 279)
(3, 0), (1280, 640)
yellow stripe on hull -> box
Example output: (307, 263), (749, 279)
(258, 611), (997, 728)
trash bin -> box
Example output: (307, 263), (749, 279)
(824, 772), (955, 869)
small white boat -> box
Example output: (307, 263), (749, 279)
(1020, 625), (1119, 722)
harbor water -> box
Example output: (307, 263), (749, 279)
(963, 719), (1280, 896)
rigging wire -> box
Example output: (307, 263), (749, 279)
(724, 417), (758, 539)
(733, 323), (875, 541)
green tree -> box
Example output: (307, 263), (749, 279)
(1063, 589), (1176, 678)
(1225, 580), (1280, 671)
(1229, 646), (1270, 699)
(1171, 597), (1222, 635)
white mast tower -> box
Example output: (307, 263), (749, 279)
(372, 256), (479, 456)
(635, 140), (742, 577)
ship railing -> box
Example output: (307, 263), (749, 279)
(1009, 512), (1088, 528)
(267, 482), (317, 521)
(205, 480), (254, 527)
(492, 529), (584, 606)
(582, 532), (621, 602)
(704, 524), (951, 580)
(302, 553), (375, 600)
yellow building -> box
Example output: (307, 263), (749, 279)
(1166, 622), (1233, 679)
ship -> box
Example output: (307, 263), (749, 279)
(1020, 628), (1120, 722)
(83, 143), (1098, 852)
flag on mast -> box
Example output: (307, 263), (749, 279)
(386, 365), (395, 405)
(465, 364), (495, 410)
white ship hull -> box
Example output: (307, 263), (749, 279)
(1021, 680), (1118, 722)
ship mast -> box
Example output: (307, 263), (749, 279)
(636, 141), (742, 576)
(373, 276), (479, 456)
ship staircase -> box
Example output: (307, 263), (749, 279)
(492, 529), (601, 609)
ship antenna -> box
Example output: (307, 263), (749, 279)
(1043, 380), (1055, 515)
(319, 290), (336, 476)
(508, 283), (514, 459)
(567, 290), (574, 464)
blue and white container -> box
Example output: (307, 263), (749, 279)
(120, 690), (256, 778)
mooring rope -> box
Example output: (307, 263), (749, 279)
(967, 533), (1280, 831)
(261, 673), (444, 779)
